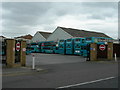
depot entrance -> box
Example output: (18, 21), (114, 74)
(89, 42), (113, 61)
(4, 39), (26, 68)
(15, 41), (21, 63)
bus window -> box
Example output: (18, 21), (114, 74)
(31, 43), (38, 45)
(66, 45), (71, 48)
(75, 45), (80, 48)
(59, 45), (63, 48)
(67, 39), (71, 42)
(86, 38), (91, 41)
(75, 39), (80, 42)
(82, 39), (85, 43)
(81, 46), (83, 50)
(60, 40), (64, 42)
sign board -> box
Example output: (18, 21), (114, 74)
(23, 48), (26, 51)
(16, 42), (20, 51)
(41, 43), (44, 46)
(99, 44), (106, 51)
(13, 48), (15, 51)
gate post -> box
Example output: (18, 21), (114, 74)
(6, 39), (15, 67)
(20, 41), (26, 66)
(90, 43), (97, 61)
(107, 42), (113, 60)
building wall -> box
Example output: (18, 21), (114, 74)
(32, 32), (46, 42)
(47, 27), (73, 41)
(0, 37), (5, 42)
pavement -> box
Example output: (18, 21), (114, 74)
(1, 53), (119, 89)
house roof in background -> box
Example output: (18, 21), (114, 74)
(0, 36), (6, 38)
(59, 27), (111, 38)
(15, 34), (33, 39)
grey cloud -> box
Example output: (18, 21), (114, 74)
(49, 2), (117, 20)
(2, 2), (52, 15)
(2, 2), (118, 38)
(87, 14), (105, 20)
(81, 2), (118, 9)
(81, 2), (118, 20)
(2, 2), (53, 25)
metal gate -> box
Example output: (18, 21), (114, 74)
(2, 40), (6, 64)
(15, 41), (21, 63)
(86, 44), (90, 61)
(113, 44), (120, 57)
(97, 44), (107, 58)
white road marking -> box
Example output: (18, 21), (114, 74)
(56, 77), (115, 89)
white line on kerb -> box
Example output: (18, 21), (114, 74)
(56, 77), (115, 89)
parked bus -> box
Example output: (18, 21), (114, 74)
(58, 39), (66, 54)
(26, 43), (32, 55)
(85, 37), (113, 44)
(41, 41), (58, 54)
(74, 38), (82, 55)
(0, 41), (6, 56)
(66, 38), (74, 55)
(1, 41), (6, 64)
(53, 43), (59, 54)
(30, 42), (41, 53)
(79, 38), (88, 57)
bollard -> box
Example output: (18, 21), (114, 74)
(32, 54), (35, 70)
(114, 53), (117, 62)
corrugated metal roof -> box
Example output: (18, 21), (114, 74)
(38, 31), (52, 39)
(59, 27), (111, 38)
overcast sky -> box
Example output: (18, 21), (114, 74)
(1, 2), (118, 39)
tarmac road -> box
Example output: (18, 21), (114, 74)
(2, 53), (119, 89)
(26, 53), (86, 66)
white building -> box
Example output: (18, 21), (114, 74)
(113, 39), (120, 44)
(0, 36), (6, 42)
(32, 31), (52, 42)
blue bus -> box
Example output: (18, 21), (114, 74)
(80, 38), (89, 57)
(26, 43), (32, 55)
(1, 41), (6, 56)
(30, 42), (41, 53)
(53, 43), (59, 54)
(74, 38), (87, 56)
(85, 37), (113, 44)
(74, 38), (82, 55)
(41, 41), (58, 54)
(66, 38), (74, 55)
(58, 39), (66, 54)
(97, 37), (113, 44)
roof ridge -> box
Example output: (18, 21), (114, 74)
(38, 31), (52, 34)
(58, 26), (111, 38)
(59, 26), (104, 34)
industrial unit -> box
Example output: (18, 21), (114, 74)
(47, 26), (111, 41)
(32, 31), (52, 42)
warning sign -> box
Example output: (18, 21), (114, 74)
(16, 42), (20, 51)
(99, 44), (106, 51)
(22, 48), (26, 51)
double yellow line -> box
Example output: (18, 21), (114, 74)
(1, 69), (47, 77)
